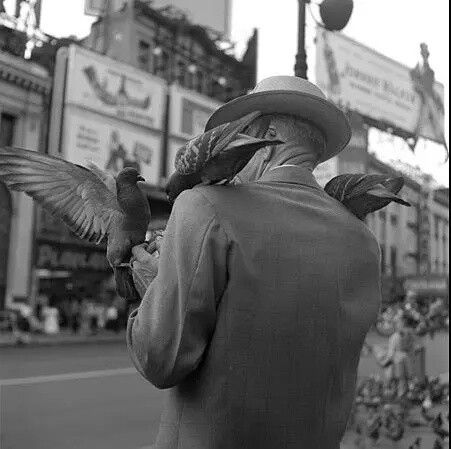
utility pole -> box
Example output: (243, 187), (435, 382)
(294, 0), (308, 79)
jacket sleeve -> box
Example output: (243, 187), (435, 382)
(127, 189), (228, 389)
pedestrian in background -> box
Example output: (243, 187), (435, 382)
(69, 298), (81, 334)
(384, 315), (419, 397)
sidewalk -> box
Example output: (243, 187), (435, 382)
(0, 329), (126, 348)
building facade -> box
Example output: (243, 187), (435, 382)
(0, 25), (51, 309)
(365, 156), (449, 302)
(83, 0), (256, 106)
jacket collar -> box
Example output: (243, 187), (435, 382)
(256, 166), (323, 191)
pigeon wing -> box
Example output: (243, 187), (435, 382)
(85, 161), (117, 193)
(0, 147), (123, 244)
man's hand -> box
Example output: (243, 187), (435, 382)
(130, 241), (161, 298)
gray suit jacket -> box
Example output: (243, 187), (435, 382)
(127, 166), (381, 449)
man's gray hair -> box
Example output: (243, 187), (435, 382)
(271, 115), (326, 160)
(246, 114), (327, 162)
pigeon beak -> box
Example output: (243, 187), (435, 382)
(366, 184), (412, 207)
(225, 134), (283, 152)
(137, 175), (146, 182)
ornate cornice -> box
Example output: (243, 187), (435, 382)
(0, 50), (51, 95)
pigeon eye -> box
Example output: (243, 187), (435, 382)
(267, 128), (278, 139)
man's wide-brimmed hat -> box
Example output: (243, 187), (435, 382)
(205, 76), (352, 163)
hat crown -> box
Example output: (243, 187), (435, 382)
(252, 76), (327, 100)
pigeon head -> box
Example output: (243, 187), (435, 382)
(117, 168), (145, 185)
(325, 174), (411, 220)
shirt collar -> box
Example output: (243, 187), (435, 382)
(256, 165), (323, 191)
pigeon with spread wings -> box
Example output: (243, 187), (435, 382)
(0, 147), (151, 302)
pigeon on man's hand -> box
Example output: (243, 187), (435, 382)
(0, 147), (150, 302)
(165, 111), (282, 202)
(325, 174), (411, 220)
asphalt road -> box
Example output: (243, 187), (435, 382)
(0, 342), (165, 449)
(0, 332), (448, 449)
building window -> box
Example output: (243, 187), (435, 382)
(390, 246), (398, 277)
(138, 40), (151, 72)
(434, 215), (441, 240)
(0, 113), (16, 147)
(390, 215), (398, 227)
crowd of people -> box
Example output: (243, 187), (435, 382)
(376, 295), (449, 339)
(4, 286), (129, 344)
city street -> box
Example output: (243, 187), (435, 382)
(0, 342), (164, 449)
(0, 331), (448, 449)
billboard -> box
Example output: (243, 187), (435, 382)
(151, 0), (232, 38)
(315, 29), (446, 146)
(51, 45), (166, 185)
(66, 46), (166, 130)
(62, 108), (161, 184)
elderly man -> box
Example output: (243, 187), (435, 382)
(127, 76), (382, 449)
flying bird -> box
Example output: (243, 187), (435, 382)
(324, 174), (411, 220)
(0, 147), (151, 302)
(165, 111), (282, 202)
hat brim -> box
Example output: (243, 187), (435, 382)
(205, 90), (352, 163)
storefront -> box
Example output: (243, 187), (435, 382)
(404, 274), (449, 303)
(0, 26), (50, 310)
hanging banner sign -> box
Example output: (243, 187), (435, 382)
(315, 29), (446, 145)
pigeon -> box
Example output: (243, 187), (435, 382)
(165, 111), (282, 202)
(432, 436), (445, 449)
(324, 174), (411, 220)
(432, 413), (449, 439)
(408, 437), (422, 449)
(0, 147), (151, 302)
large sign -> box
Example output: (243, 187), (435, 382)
(63, 108), (161, 184)
(151, 0), (232, 37)
(66, 46), (166, 130)
(36, 239), (110, 272)
(315, 29), (446, 145)
(52, 45), (165, 185)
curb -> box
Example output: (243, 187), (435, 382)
(0, 333), (126, 349)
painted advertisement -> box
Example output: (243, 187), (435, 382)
(315, 29), (446, 145)
(66, 45), (166, 130)
(63, 108), (161, 185)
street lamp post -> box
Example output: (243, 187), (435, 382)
(294, 0), (308, 79)
(294, 0), (354, 80)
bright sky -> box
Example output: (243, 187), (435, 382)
(4, 0), (449, 186)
